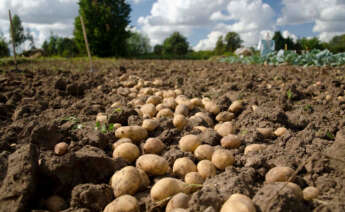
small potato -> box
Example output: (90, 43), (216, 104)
(221, 134), (241, 149)
(173, 114), (188, 130)
(45, 195), (67, 212)
(175, 95), (189, 105)
(204, 101), (220, 115)
(179, 135), (202, 152)
(197, 160), (217, 179)
(138, 168), (150, 190)
(228, 100), (243, 113)
(111, 101), (122, 108)
(113, 143), (140, 163)
(166, 193), (190, 212)
(115, 126), (148, 142)
(216, 122), (235, 137)
(212, 149), (234, 170)
(156, 108), (174, 119)
(216, 112), (235, 122)
(143, 138), (165, 154)
(156, 103), (169, 111)
(173, 157), (197, 177)
(220, 193), (256, 212)
(113, 138), (132, 150)
(142, 119), (159, 131)
(195, 112), (214, 127)
(265, 166), (295, 183)
(150, 178), (192, 202)
(257, 128), (274, 138)
(194, 144), (214, 161)
(184, 172), (204, 184)
(146, 96), (162, 105)
(170, 209), (188, 212)
(163, 97), (177, 109)
(191, 98), (202, 107)
(274, 127), (287, 137)
(54, 142), (68, 155)
(201, 97), (211, 105)
(244, 144), (267, 155)
(141, 104), (157, 118)
(104, 195), (139, 212)
(175, 104), (189, 116)
(163, 90), (176, 98)
(175, 89), (183, 96)
(303, 186), (319, 200)
(153, 79), (163, 86)
(193, 126), (208, 132)
(136, 154), (170, 176)
(111, 166), (142, 197)
(96, 113), (108, 124)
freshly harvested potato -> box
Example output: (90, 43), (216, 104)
(163, 97), (177, 109)
(156, 103), (169, 111)
(221, 134), (241, 149)
(96, 113), (108, 124)
(195, 112), (214, 127)
(179, 135), (202, 152)
(193, 126), (208, 132)
(136, 154), (170, 176)
(184, 172), (204, 184)
(156, 108), (174, 119)
(175, 104), (189, 116)
(244, 144), (267, 155)
(190, 98), (202, 107)
(142, 119), (159, 131)
(204, 101), (220, 115)
(216, 112), (235, 122)
(228, 100), (243, 113)
(166, 193), (190, 212)
(150, 178), (197, 202)
(54, 142), (68, 156)
(211, 149), (234, 170)
(104, 195), (139, 212)
(175, 89), (183, 96)
(257, 128), (274, 138)
(173, 114), (188, 130)
(194, 144), (214, 161)
(216, 122), (235, 137)
(163, 90), (176, 98)
(197, 160), (217, 179)
(110, 166), (142, 197)
(143, 138), (165, 154)
(113, 143), (140, 163)
(173, 157), (197, 177)
(170, 209), (188, 212)
(175, 95), (189, 105)
(137, 168), (150, 190)
(45, 195), (67, 212)
(303, 186), (319, 200)
(146, 95), (162, 105)
(265, 166), (295, 183)
(201, 97), (211, 106)
(274, 127), (288, 137)
(115, 126), (148, 142)
(153, 79), (163, 86)
(113, 138), (132, 150)
(141, 104), (157, 118)
(220, 193), (256, 212)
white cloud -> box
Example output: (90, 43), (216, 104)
(282, 30), (298, 42)
(193, 31), (224, 51)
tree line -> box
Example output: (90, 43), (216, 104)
(1, 0), (345, 58)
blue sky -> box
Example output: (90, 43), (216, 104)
(1, 0), (345, 50)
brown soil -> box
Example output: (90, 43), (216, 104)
(0, 60), (345, 212)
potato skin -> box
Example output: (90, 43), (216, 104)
(115, 126), (148, 142)
(197, 160), (217, 179)
(184, 172), (204, 184)
(143, 138), (165, 154)
(166, 193), (190, 212)
(104, 195), (139, 212)
(265, 167), (294, 183)
(221, 134), (241, 149)
(136, 154), (170, 176)
(211, 149), (234, 170)
(110, 166), (142, 197)
(179, 135), (202, 152)
(150, 178), (185, 202)
(194, 145), (214, 161)
(220, 193), (256, 212)
(173, 157), (197, 177)
(113, 143), (140, 163)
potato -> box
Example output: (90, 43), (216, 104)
(111, 101), (122, 108)
(179, 135), (202, 152)
(175, 104), (189, 116)
(113, 143), (140, 163)
(194, 144), (214, 161)
(173, 157), (197, 177)
(54, 142), (68, 155)
(129, 92), (137, 98)
(146, 95), (162, 105)
(212, 149), (234, 170)
(141, 104), (157, 118)
(115, 126), (148, 142)
(193, 126), (208, 132)
(265, 166), (295, 183)
(153, 79), (163, 86)
(184, 172), (204, 185)
(220, 193), (256, 212)
(257, 128), (273, 138)
(175, 89), (183, 96)
(274, 127), (287, 137)
(111, 166), (142, 197)
(142, 119), (159, 131)
(166, 193), (190, 212)
(191, 98), (202, 107)
(204, 101), (220, 114)
(303, 186), (319, 200)
(251, 105), (258, 112)
(150, 178), (196, 202)
(175, 95), (189, 105)
(104, 195), (139, 212)
(113, 138), (132, 150)
(136, 154), (170, 176)
(221, 134), (241, 149)
(163, 90), (176, 98)
(170, 209), (188, 212)
(201, 97), (211, 105)
(244, 144), (267, 155)
(216, 112), (235, 122)
(195, 112), (214, 127)
(157, 108), (174, 119)
(114, 123), (122, 129)
(138, 168), (150, 190)
(216, 122), (235, 137)
(286, 182), (303, 199)
(156, 103), (169, 111)
(163, 97), (177, 109)
(173, 114), (188, 130)
(197, 160), (217, 179)
(45, 195), (67, 212)
(96, 113), (108, 124)
(228, 100), (243, 113)
(143, 138), (165, 154)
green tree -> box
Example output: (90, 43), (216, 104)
(214, 35), (225, 55)
(0, 33), (10, 57)
(126, 31), (151, 56)
(272, 31), (285, 51)
(224, 32), (242, 52)
(42, 35), (79, 57)
(327, 34), (345, 53)
(297, 37), (324, 51)
(153, 44), (163, 55)
(162, 32), (189, 56)
(74, 0), (131, 57)
(10, 14), (26, 50)
(25, 28), (35, 49)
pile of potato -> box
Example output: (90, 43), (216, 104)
(91, 76), (320, 212)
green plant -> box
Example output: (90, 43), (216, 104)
(303, 104), (313, 112)
(60, 116), (83, 130)
(95, 122), (114, 134)
(326, 131), (335, 140)
(287, 90), (294, 100)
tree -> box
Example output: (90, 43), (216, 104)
(214, 35), (225, 55)
(297, 37), (324, 51)
(126, 31), (151, 56)
(10, 14), (26, 50)
(42, 35), (79, 57)
(224, 32), (242, 52)
(327, 34), (345, 53)
(0, 33), (10, 57)
(272, 31), (285, 51)
(25, 28), (35, 49)
(74, 0), (131, 57)
(154, 44), (163, 55)
(162, 32), (189, 56)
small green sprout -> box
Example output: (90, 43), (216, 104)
(326, 131), (335, 140)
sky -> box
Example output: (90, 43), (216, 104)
(1, 0), (345, 51)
